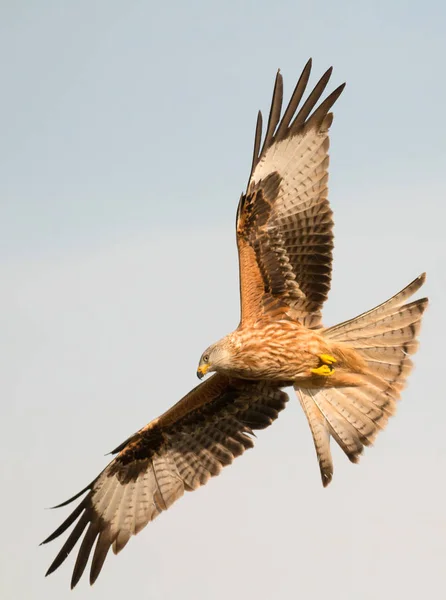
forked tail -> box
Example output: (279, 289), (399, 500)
(296, 273), (428, 486)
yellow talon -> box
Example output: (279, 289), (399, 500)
(311, 364), (335, 376)
(311, 354), (337, 376)
(320, 354), (337, 365)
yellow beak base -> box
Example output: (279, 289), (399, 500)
(197, 364), (210, 379)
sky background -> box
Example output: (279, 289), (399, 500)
(1, 1), (445, 598)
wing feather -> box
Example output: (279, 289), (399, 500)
(42, 375), (288, 587)
(262, 70), (283, 156)
(289, 66), (333, 131)
(91, 530), (113, 585)
(275, 58), (312, 141)
(249, 111), (263, 181)
(237, 61), (345, 326)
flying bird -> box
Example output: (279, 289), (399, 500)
(42, 60), (427, 588)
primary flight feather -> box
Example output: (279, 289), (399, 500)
(43, 59), (427, 587)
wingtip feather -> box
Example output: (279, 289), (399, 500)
(48, 482), (92, 509)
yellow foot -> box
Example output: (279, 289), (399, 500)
(320, 354), (337, 365)
(311, 354), (337, 376)
(311, 364), (335, 376)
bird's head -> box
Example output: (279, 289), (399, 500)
(197, 340), (234, 379)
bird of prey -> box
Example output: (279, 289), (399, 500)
(42, 60), (427, 588)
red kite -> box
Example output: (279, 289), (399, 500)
(43, 60), (427, 588)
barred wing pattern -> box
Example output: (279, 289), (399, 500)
(237, 60), (345, 327)
(42, 375), (288, 588)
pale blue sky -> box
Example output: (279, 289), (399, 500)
(1, 1), (445, 599)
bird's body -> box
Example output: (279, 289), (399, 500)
(42, 60), (428, 588)
(208, 319), (360, 384)
(213, 320), (323, 380)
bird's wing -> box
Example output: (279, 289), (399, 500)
(236, 59), (345, 328)
(42, 375), (288, 588)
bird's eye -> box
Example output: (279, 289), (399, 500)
(203, 354), (209, 363)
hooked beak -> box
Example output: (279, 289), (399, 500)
(197, 363), (210, 380)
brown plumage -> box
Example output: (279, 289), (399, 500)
(43, 60), (428, 587)
(196, 59), (427, 481)
(42, 376), (288, 588)
(236, 61), (343, 328)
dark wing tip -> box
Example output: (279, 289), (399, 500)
(89, 531), (113, 586)
(41, 496), (89, 546)
(261, 69), (284, 157)
(70, 522), (101, 589)
(332, 81), (346, 99)
(44, 510), (91, 578)
(305, 82), (346, 131)
(289, 66), (334, 132)
(248, 110), (263, 182)
(249, 60), (344, 184)
(47, 482), (92, 510)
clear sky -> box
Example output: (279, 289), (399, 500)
(1, 1), (445, 598)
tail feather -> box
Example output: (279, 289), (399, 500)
(329, 301), (424, 344)
(312, 389), (367, 458)
(298, 391), (333, 486)
(297, 274), (428, 486)
(365, 359), (413, 383)
(358, 342), (418, 364)
(325, 274), (426, 340)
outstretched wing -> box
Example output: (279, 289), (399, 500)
(237, 59), (345, 327)
(42, 375), (288, 588)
